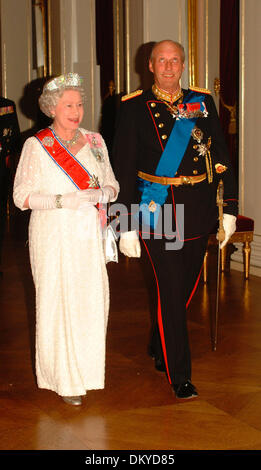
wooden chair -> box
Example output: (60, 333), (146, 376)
(203, 215), (254, 282)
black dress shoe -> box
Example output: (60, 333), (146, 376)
(173, 381), (198, 399)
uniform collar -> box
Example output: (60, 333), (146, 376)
(152, 84), (183, 104)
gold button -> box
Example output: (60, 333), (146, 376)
(151, 103), (156, 108)
(193, 156), (199, 162)
(162, 135), (167, 140)
(154, 112), (160, 118)
(193, 169), (198, 175)
(193, 144), (198, 149)
(158, 123), (164, 128)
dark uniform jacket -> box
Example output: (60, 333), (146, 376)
(0, 97), (20, 177)
(0, 97), (21, 250)
(113, 87), (238, 240)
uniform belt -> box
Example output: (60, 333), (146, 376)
(137, 171), (207, 186)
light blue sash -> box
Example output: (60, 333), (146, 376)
(137, 91), (206, 228)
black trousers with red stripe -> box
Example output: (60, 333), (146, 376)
(142, 234), (208, 385)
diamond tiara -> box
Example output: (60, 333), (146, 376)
(45, 73), (83, 92)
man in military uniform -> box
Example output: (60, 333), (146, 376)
(113, 40), (238, 399)
(0, 97), (21, 274)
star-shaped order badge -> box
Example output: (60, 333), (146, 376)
(89, 174), (100, 188)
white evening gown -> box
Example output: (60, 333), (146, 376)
(13, 129), (119, 396)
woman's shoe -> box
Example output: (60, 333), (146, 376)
(62, 396), (82, 406)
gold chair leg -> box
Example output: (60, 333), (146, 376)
(243, 241), (251, 279)
(203, 250), (208, 283)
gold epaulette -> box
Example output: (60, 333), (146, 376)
(189, 85), (211, 95)
(121, 89), (143, 101)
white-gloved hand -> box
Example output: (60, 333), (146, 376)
(28, 191), (93, 210)
(217, 213), (237, 249)
(62, 191), (94, 210)
(119, 230), (141, 258)
(100, 186), (116, 203)
(81, 186), (116, 204)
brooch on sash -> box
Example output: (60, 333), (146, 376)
(86, 133), (104, 162)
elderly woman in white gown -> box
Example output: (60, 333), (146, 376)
(13, 73), (119, 405)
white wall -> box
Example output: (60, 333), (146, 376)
(208, 0), (220, 108)
(1, 0), (36, 133)
(59, 0), (101, 131)
(143, 0), (189, 89)
(231, 0), (261, 274)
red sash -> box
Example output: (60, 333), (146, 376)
(35, 127), (107, 225)
(35, 127), (99, 189)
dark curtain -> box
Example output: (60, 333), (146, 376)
(219, 0), (239, 179)
(96, 0), (117, 164)
(95, 0), (114, 100)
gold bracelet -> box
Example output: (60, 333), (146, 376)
(55, 194), (63, 208)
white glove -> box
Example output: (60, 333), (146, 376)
(217, 213), (237, 249)
(81, 186), (116, 204)
(28, 191), (93, 210)
(119, 231), (141, 258)
(100, 186), (116, 203)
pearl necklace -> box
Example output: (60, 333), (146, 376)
(51, 126), (80, 148)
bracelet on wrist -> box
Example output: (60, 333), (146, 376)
(55, 194), (63, 209)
